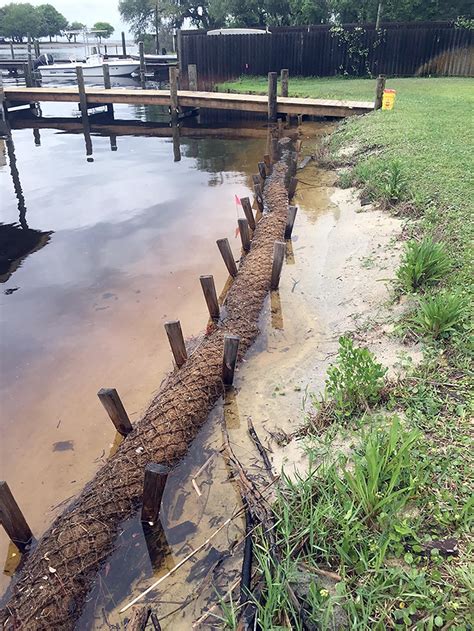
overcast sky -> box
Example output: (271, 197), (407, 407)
(5, 0), (130, 36)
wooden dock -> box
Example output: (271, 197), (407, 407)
(4, 86), (374, 118)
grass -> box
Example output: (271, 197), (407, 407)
(216, 76), (474, 629)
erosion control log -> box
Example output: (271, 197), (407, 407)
(0, 137), (297, 631)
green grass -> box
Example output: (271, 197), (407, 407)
(216, 76), (474, 629)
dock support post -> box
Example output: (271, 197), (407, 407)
(141, 464), (169, 524)
(26, 33), (35, 86)
(375, 74), (386, 110)
(102, 63), (114, 116)
(169, 66), (179, 124)
(139, 41), (146, 88)
(238, 218), (251, 252)
(200, 275), (220, 321)
(281, 69), (289, 97)
(0, 482), (33, 552)
(121, 31), (127, 57)
(188, 64), (198, 91)
(10, 42), (15, 60)
(97, 388), (133, 436)
(76, 66), (93, 160)
(288, 176), (297, 200)
(240, 197), (256, 231)
(285, 206), (298, 239)
(217, 238), (238, 277)
(164, 320), (187, 368)
(34, 40), (40, 58)
(222, 335), (240, 387)
(268, 72), (277, 123)
(271, 241), (286, 290)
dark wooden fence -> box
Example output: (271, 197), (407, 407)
(179, 22), (474, 85)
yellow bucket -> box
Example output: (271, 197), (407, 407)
(382, 89), (396, 110)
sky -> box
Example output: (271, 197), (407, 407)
(3, 0), (130, 37)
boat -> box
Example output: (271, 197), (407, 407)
(37, 54), (140, 78)
(130, 53), (177, 66)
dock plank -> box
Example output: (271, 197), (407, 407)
(4, 86), (374, 117)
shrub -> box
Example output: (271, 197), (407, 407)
(397, 238), (450, 292)
(325, 336), (387, 418)
(410, 293), (465, 340)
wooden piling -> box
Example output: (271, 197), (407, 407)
(297, 114), (303, 126)
(76, 66), (92, 157)
(121, 31), (127, 57)
(164, 320), (187, 368)
(169, 66), (179, 124)
(281, 69), (289, 97)
(374, 74), (386, 110)
(288, 176), (297, 200)
(188, 64), (198, 91)
(199, 275), (220, 320)
(254, 183), (264, 212)
(139, 41), (146, 88)
(217, 238), (238, 277)
(238, 218), (251, 252)
(222, 335), (240, 387)
(271, 241), (286, 290)
(0, 482), (33, 552)
(34, 40), (40, 58)
(267, 72), (277, 123)
(141, 463), (169, 524)
(240, 197), (256, 231)
(102, 64), (114, 116)
(10, 42), (15, 60)
(285, 205), (298, 239)
(258, 161), (266, 181)
(263, 153), (272, 175)
(97, 388), (133, 436)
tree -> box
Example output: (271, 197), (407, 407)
(93, 21), (115, 42)
(66, 21), (85, 43)
(37, 4), (68, 40)
(329, 0), (474, 23)
(0, 3), (41, 41)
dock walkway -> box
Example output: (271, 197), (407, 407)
(4, 86), (374, 118)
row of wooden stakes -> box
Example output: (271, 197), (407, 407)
(0, 151), (299, 565)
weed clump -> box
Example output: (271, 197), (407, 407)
(397, 238), (450, 292)
(325, 336), (387, 419)
(410, 293), (466, 340)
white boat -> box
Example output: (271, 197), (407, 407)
(37, 54), (140, 78)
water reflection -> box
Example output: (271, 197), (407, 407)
(0, 223), (52, 284)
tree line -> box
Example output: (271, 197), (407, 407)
(0, 2), (115, 43)
(119, 0), (473, 36)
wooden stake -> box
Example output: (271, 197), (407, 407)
(199, 275), (220, 320)
(280, 68), (289, 97)
(222, 335), (240, 387)
(288, 176), (297, 200)
(98, 388), (133, 436)
(188, 64), (198, 91)
(76, 66), (93, 159)
(263, 153), (272, 175)
(285, 205), (298, 239)
(297, 114), (303, 126)
(102, 64), (114, 116)
(271, 241), (285, 290)
(34, 40), (40, 58)
(374, 74), (386, 110)
(238, 218), (251, 252)
(240, 197), (256, 231)
(169, 66), (179, 124)
(254, 183), (264, 212)
(10, 42), (15, 60)
(164, 320), (187, 367)
(258, 161), (266, 181)
(121, 31), (127, 56)
(217, 238), (238, 277)
(139, 41), (146, 88)
(267, 72), (277, 122)
(141, 463), (169, 524)
(0, 481), (33, 552)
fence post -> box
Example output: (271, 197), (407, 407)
(188, 64), (198, 90)
(0, 481), (33, 551)
(141, 464), (169, 524)
(281, 69), (289, 97)
(97, 388), (133, 436)
(121, 31), (127, 57)
(139, 41), (146, 88)
(222, 335), (240, 387)
(267, 72), (277, 122)
(374, 75), (386, 110)
(199, 275), (220, 320)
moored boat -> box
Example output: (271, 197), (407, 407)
(37, 54), (140, 78)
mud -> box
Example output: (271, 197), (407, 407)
(0, 138), (296, 630)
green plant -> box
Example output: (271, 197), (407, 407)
(410, 293), (466, 339)
(379, 159), (408, 204)
(397, 238), (450, 292)
(325, 336), (387, 418)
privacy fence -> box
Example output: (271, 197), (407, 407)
(179, 22), (474, 85)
